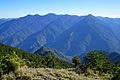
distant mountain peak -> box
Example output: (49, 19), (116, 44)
(23, 14), (41, 18)
(87, 14), (94, 17)
(85, 14), (95, 19)
(25, 14), (33, 17)
(34, 14), (40, 16)
(82, 14), (97, 23)
(45, 13), (57, 16)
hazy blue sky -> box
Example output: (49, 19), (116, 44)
(0, 0), (120, 18)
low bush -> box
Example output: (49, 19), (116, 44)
(0, 51), (26, 74)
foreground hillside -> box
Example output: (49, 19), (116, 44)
(0, 44), (119, 80)
(2, 66), (111, 80)
(0, 44), (71, 68)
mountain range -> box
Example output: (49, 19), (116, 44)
(0, 18), (13, 25)
(0, 13), (120, 58)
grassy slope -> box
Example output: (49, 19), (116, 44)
(11, 66), (111, 80)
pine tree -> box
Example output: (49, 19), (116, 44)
(72, 56), (80, 67)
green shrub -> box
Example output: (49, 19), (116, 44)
(74, 65), (87, 74)
(72, 56), (81, 67)
(84, 51), (110, 70)
(0, 51), (26, 74)
(111, 65), (120, 80)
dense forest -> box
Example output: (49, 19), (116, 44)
(0, 44), (120, 80)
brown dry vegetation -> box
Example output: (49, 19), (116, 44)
(1, 66), (112, 80)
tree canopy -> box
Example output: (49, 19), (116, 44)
(72, 56), (80, 67)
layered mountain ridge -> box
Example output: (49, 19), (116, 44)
(0, 14), (120, 58)
(46, 14), (120, 56)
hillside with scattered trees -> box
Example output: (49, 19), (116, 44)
(0, 44), (120, 80)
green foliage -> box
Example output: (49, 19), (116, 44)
(0, 51), (26, 74)
(74, 64), (88, 74)
(111, 65), (120, 80)
(84, 50), (109, 70)
(46, 54), (59, 68)
(0, 44), (71, 69)
(72, 56), (80, 67)
(83, 50), (120, 79)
